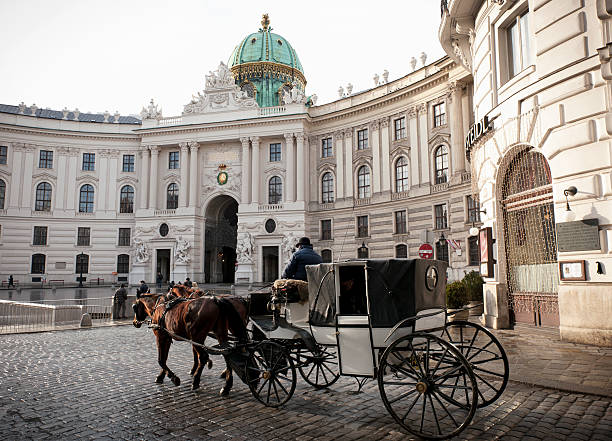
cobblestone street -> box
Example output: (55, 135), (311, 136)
(0, 325), (610, 440)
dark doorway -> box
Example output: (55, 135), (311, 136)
(262, 246), (279, 282)
(220, 246), (237, 283)
(204, 195), (239, 283)
(156, 249), (170, 283)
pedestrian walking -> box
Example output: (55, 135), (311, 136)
(8, 275), (14, 288)
(156, 272), (163, 289)
(113, 284), (128, 319)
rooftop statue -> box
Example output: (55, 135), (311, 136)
(140, 99), (162, 120)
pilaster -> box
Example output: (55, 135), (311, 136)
(139, 147), (150, 209)
(334, 131), (345, 199)
(240, 137), (251, 205)
(55, 147), (69, 210)
(285, 133), (295, 203)
(179, 142), (189, 208)
(380, 117), (391, 192)
(296, 133), (305, 202)
(344, 129), (353, 198)
(188, 141), (199, 208)
(149, 146), (160, 210)
(8, 143), (24, 209)
(408, 106), (420, 187)
(251, 136), (260, 205)
(22, 144), (35, 209)
(448, 81), (466, 174)
(370, 121), (381, 194)
(417, 104), (430, 185)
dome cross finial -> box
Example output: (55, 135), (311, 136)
(261, 13), (270, 31)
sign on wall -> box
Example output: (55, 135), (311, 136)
(479, 227), (495, 278)
(556, 219), (600, 252)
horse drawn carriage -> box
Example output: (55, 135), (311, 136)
(134, 258), (509, 440)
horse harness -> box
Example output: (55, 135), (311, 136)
(156, 296), (191, 331)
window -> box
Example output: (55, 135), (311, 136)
(82, 153), (95, 171)
(435, 204), (448, 230)
(322, 138), (333, 158)
(0, 146), (7, 164)
(79, 184), (94, 213)
(395, 157), (409, 192)
(507, 11), (532, 80)
(35, 182), (52, 211)
(468, 236), (480, 266)
(357, 129), (368, 150)
(467, 195), (481, 223)
(33, 226), (48, 245)
(268, 176), (282, 204)
(169, 151), (179, 169)
(118, 228), (131, 246)
(0, 180), (5, 209)
(395, 244), (408, 258)
(395, 210), (407, 234)
(357, 215), (368, 238)
(39, 150), (53, 168)
(77, 227), (90, 246)
(122, 154), (135, 172)
(167, 183), (178, 209)
(117, 254), (130, 274)
(434, 146), (449, 184)
(76, 254), (89, 274)
(31, 254), (46, 274)
(321, 172), (334, 203)
(394, 117), (406, 140)
(357, 166), (371, 199)
(321, 219), (332, 240)
(433, 102), (446, 127)
(119, 185), (134, 213)
(436, 240), (449, 263)
(269, 143), (281, 162)
(321, 249), (332, 263)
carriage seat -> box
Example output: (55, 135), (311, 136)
(272, 279), (309, 304)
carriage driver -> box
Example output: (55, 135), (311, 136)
(281, 237), (322, 282)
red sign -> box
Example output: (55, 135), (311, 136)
(418, 243), (434, 259)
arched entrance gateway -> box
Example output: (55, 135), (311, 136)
(501, 148), (559, 326)
(204, 195), (238, 283)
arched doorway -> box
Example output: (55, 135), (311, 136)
(204, 195), (238, 283)
(501, 148), (559, 326)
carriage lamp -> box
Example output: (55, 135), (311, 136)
(358, 241), (368, 258)
(563, 186), (578, 222)
(438, 232), (446, 244)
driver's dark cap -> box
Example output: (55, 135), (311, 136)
(297, 237), (311, 246)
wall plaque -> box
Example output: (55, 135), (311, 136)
(556, 219), (600, 252)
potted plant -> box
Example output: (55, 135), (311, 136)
(446, 281), (469, 321)
(463, 271), (484, 316)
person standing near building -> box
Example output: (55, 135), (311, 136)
(137, 280), (149, 298)
(184, 277), (192, 288)
(156, 272), (163, 290)
(113, 284), (128, 319)
(8, 275), (14, 288)
(281, 237), (322, 281)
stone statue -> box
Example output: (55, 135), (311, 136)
(420, 51), (427, 66)
(309, 94), (318, 106)
(140, 99), (162, 120)
(281, 232), (299, 266)
(282, 87), (293, 105)
(338, 86), (344, 98)
(133, 237), (150, 263)
(382, 69), (389, 83)
(410, 57), (417, 71)
(205, 71), (217, 89)
(216, 61), (232, 87)
(346, 83), (353, 95)
(174, 236), (192, 264)
(373, 73), (379, 86)
(236, 232), (254, 264)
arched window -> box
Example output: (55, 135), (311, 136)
(167, 183), (178, 209)
(321, 249), (332, 263)
(119, 185), (134, 213)
(357, 166), (371, 199)
(31, 254), (46, 274)
(395, 157), (409, 193)
(434, 146), (449, 184)
(321, 172), (334, 203)
(117, 254), (130, 273)
(76, 253), (89, 274)
(0, 179), (5, 210)
(79, 184), (94, 213)
(395, 244), (408, 258)
(35, 182), (52, 211)
(268, 176), (282, 204)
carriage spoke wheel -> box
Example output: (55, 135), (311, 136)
(443, 321), (509, 408)
(246, 340), (296, 408)
(378, 333), (477, 440)
(297, 345), (340, 389)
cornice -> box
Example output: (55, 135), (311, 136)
(0, 124), (140, 142)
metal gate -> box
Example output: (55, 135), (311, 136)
(501, 149), (559, 326)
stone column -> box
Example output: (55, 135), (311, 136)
(285, 133), (295, 203)
(149, 146), (159, 210)
(108, 150), (119, 212)
(189, 141), (199, 207)
(335, 132), (344, 199)
(302, 135), (309, 202)
(380, 118), (391, 192)
(8, 143), (23, 209)
(251, 137), (260, 205)
(66, 149), (78, 211)
(344, 129), (353, 198)
(22, 145), (35, 209)
(370, 122), (381, 194)
(295, 133), (305, 202)
(139, 147), (150, 209)
(179, 142), (189, 208)
(98, 150), (109, 211)
(408, 107), (420, 187)
(417, 104), (430, 184)
(55, 148), (69, 210)
(240, 137), (251, 205)
(449, 81), (466, 174)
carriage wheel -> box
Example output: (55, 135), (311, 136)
(246, 340), (296, 408)
(297, 345), (340, 389)
(443, 320), (509, 407)
(378, 333), (477, 440)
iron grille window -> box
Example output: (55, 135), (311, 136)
(76, 254), (89, 274)
(0, 180), (5, 209)
(357, 215), (368, 238)
(434, 146), (449, 184)
(321, 172), (334, 203)
(436, 241), (449, 263)
(269, 143), (281, 162)
(357, 166), (371, 198)
(35, 182), (52, 211)
(79, 184), (94, 213)
(119, 185), (134, 213)
(507, 11), (532, 80)
(395, 244), (408, 258)
(467, 195), (481, 223)
(31, 254), (46, 274)
(395, 210), (407, 234)
(167, 183), (178, 209)
(394, 117), (406, 140)
(77, 227), (90, 246)
(357, 245), (369, 259)
(433, 102), (446, 127)
(82, 153), (95, 171)
(268, 176), (282, 204)
(33, 226), (47, 245)
(321, 249), (332, 263)
(39, 150), (53, 169)
(118, 228), (131, 246)
(321, 219), (332, 240)
(322, 138), (333, 157)
(395, 157), (409, 192)
(117, 254), (130, 273)
(468, 236), (480, 266)
(169, 151), (179, 169)
(435, 204), (448, 230)
(122, 154), (135, 172)
(357, 129), (368, 150)
(0, 146), (7, 164)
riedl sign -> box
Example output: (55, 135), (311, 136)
(418, 243), (434, 259)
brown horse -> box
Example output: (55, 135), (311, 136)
(133, 293), (248, 394)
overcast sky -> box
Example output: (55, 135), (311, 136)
(0, 1), (445, 117)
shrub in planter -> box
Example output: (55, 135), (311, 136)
(463, 271), (484, 302)
(446, 281), (468, 309)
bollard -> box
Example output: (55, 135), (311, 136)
(80, 313), (92, 327)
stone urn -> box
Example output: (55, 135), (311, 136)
(467, 301), (484, 316)
(447, 308), (470, 322)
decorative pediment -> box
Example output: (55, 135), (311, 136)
(317, 162), (336, 174)
(162, 172), (180, 184)
(391, 144), (411, 156)
(76, 173), (98, 183)
(264, 166), (285, 176)
(353, 149), (372, 163)
(428, 133), (450, 147)
(32, 171), (56, 181)
(0, 168), (11, 178)
(117, 175), (138, 186)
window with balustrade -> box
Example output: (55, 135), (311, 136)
(35, 182), (52, 211)
(167, 183), (178, 209)
(395, 157), (409, 193)
(268, 176), (282, 204)
(434, 145), (449, 184)
(357, 165), (371, 199)
(321, 172), (334, 203)
(39, 150), (53, 168)
(79, 184), (94, 213)
(120, 185), (134, 213)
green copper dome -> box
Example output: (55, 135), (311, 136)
(229, 14), (306, 108)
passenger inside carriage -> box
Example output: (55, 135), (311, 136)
(338, 266), (367, 315)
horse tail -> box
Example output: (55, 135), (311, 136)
(215, 297), (249, 343)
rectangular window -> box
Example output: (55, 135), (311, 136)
(122, 154), (135, 172)
(0, 146), (7, 164)
(39, 150), (53, 169)
(82, 153), (95, 171)
(33, 226), (48, 246)
(433, 103), (446, 127)
(77, 227), (90, 246)
(322, 138), (333, 158)
(117, 254), (130, 273)
(395, 210), (407, 234)
(118, 228), (131, 246)
(357, 129), (368, 150)
(467, 195), (481, 224)
(394, 117), (406, 140)
(269, 143), (281, 162)
(395, 244), (408, 258)
(507, 12), (532, 80)
(468, 235), (480, 266)
(321, 219), (332, 241)
(169, 151), (179, 169)
(435, 204), (448, 230)
(436, 241), (449, 263)
(357, 215), (369, 238)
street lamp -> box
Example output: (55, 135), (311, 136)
(469, 208), (488, 237)
(562, 186), (578, 222)
(358, 241), (368, 258)
(78, 252), (84, 288)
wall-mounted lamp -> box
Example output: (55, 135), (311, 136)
(469, 208), (488, 237)
(438, 232), (446, 244)
(563, 186), (578, 222)
(358, 241), (369, 258)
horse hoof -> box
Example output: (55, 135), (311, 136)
(207, 360), (213, 369)
(220, 387), (230, 396)
(192, 383), (200, 391)
(172, 377), (181, 386)
(189, 370), (196, 377)
(155, 377), (164, 384)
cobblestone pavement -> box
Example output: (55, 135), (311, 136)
(0, 326), (611, 440)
